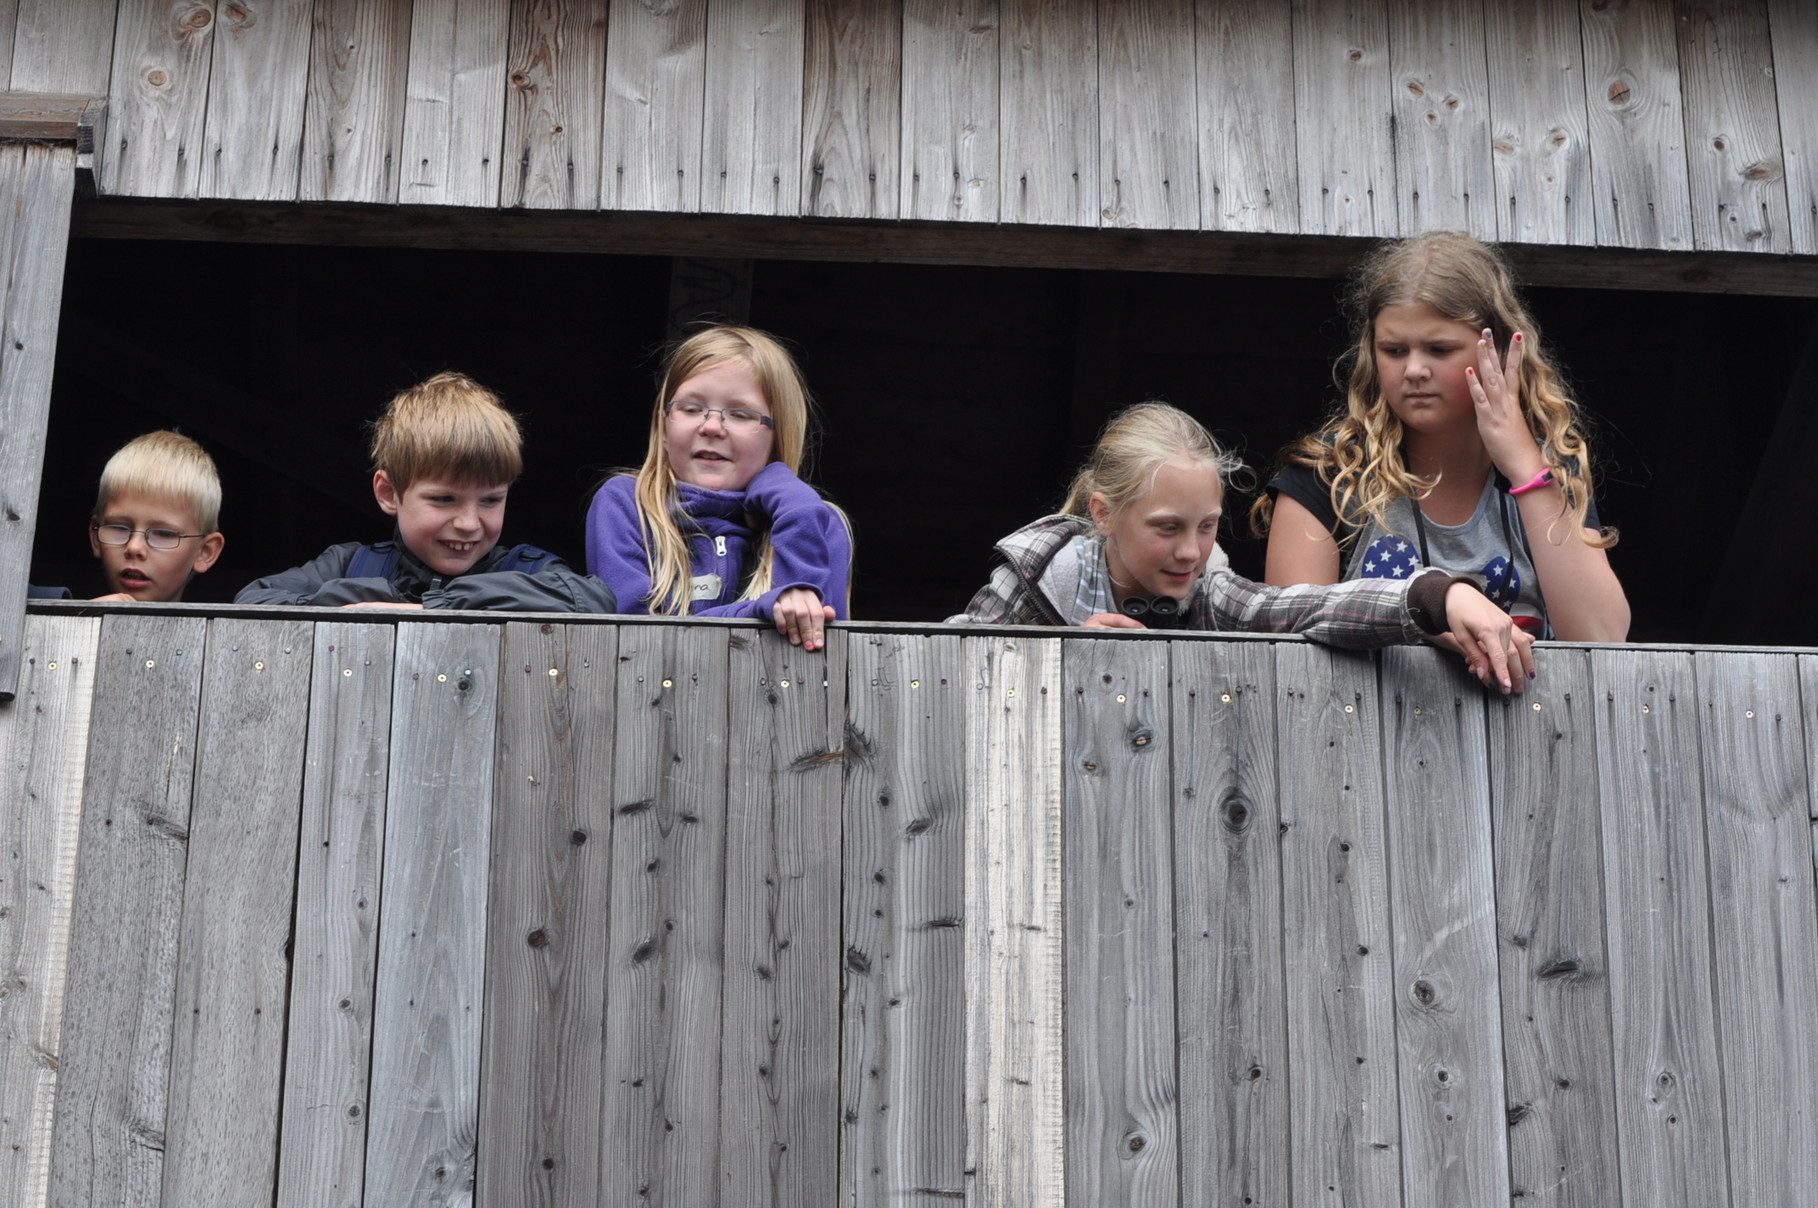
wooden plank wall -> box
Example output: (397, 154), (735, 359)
(7, 0), (1816, 256)
(10, 612), (1818, 1207)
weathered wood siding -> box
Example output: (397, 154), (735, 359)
(8, 609), (1818, 1207)
(9, 0), (1817, 256)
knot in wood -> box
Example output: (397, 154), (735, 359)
(1220, 790), (1252, 834)
(1411, 979), (1436, 1005)
(526, 928), (549, 949)
(147, 69), (169, 88)
(1608, 79), (1631, 105)
(1125, 1132), (1146, 1155)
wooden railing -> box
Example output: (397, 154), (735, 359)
(3, 605), (1815, 1208)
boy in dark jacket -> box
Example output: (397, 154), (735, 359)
(236, 372), (614, 613)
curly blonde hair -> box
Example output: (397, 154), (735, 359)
(1252, 232), (1615, 552)
(630, 325), (816, 616)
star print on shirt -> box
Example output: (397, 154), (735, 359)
(1357, 535), (1522, 615)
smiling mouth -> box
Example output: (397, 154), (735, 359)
(693, 450), (731, 462)
(443, 541), (478, 552)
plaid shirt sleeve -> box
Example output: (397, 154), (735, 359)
(949, 561), (1062, 626)
(1200, 568), (1426, 648)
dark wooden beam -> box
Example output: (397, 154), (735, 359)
(0, 91), (106, 195)
(69, 197), (1818, 299)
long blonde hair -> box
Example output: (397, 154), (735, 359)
(1062, 402), (1243, 519)
(1253, 232), (1615, 550)
(631, 325), (815, 615)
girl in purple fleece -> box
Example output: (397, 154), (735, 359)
(586, 326), (850, 651)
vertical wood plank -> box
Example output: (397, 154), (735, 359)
(1195, 0), (1296, 233)
(400, 0), (510, 208)
(0, 0), (17, 88)
(1591, 649), (1729, 1208)
(598, 624), (730, 1206)
(1275, 644), (1401, 1208)
(1062, 637), (1177, 1207)
(8, 0), (116, 92)
(1098, 0), (1197, 230)
(1388, 3), (1496, 239)
(478, 622), (618, 1206)
(700, 0), (804, 216)
(1694, 651), (1818, 1206)
(363, 622), (502, 1205)
(274, 622), (396, 1208)
(46, 615), (206, 1208)
(1378, 649), (1509, 1208)
(1579, 0), (1694, 250)
(718, 630), (848, 1207)
(900, 0), (998, 223)
(840, 633), (967, 1206)
(1291, 0), (1392, 237)
(1485, 1), (1596, 245)
(999, 0), (1095, 227)
(160, 618), (314, 1208)
(1769, 0), (1818, 254)
(502, 0), (608, 210)
(0, 616), (99, 1208)
(602, 0), (705, 212)
(301, 0), (414, 204)
(963, 634), (1064, 1208)
(102, 0), (219, 199)
(1489, 649), (1621, 1208)
(199, 0), (313, 200)
(1677, 0), (1792, 253)
(802, 0), (902, 219)
(1170, 640), (1286, 1208)
(0, 142), (75, 701)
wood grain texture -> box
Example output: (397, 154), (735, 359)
(0, 0), (17, 88)
(302, 0), (414, 204)
(1487, 649), (1621, 1208)
(363, 622), (502, 1206)
(0, 616), (99, 1208)
(0, 142), (76, 701)
(1769, 0), (1818, 254)
(1061, 638), (1177, 1207)
(598, 624), (731, 1207)
(700, 0), (804, 216)
(1591, 649), (1728, 1208)
(274, 621), (395, 1208)
(160, 618), (313, 1208)
(900, 0), (997, 222)
(1485, 0), (1595, 245)
(839, 632), (967, 1206)
(962, 634), (1064, 1208)
(1098, 0), (1196, 230)
(602, 0), (705, 213)
(502, 0), (608, 210)
(479, 622), (618, 1207)
(718, 630), (848, 1206)
(1170, 641), (1287, 1208)
(1195, 0), (1296, 233)
(1388, 2), (1495, 239)
(1378, 648), (1509, 1208)
(102, 0), (218, 199)
(400, 0), (510, 208)
(8, 0), (116, 92)
(45, 614), (205, 1208)
(802, 0), (902, 219)
(1292, 0), (1392, 237)
(199, 0), (311, 200)
(1677, 0), (1791, 253)
(1274, 644), (1402, 1208)
(1579, 0), (1694, 250)
(999, 0), (1095, 226)
(1693, 650), (1818, 1205)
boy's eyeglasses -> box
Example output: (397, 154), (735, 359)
(93, 523), (202, 551)
(664, 400), (776, 431)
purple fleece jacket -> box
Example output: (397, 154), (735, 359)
(585, 461), (851, 620)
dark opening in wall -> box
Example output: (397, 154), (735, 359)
(34, 236), (1816, 644)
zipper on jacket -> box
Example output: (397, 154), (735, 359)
(715, 535), (728, 557)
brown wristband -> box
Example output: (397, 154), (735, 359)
(1406, 568), (1489, 635)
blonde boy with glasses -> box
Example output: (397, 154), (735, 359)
(88, 430), (226, 603)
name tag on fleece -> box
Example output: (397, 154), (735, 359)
(690, 573), (723, 601)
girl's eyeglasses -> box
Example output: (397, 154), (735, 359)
(664, 400), (775, 431)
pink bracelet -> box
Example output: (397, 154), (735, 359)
(1508, 467), (1554, 496)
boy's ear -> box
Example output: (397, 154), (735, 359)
(1088, 492), (1112, 534)
(87, 516), (102, 558)
(373, 469), (402, 515)
(191, 531), (224, 575)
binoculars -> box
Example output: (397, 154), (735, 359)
(1120, 594), (1185, 629)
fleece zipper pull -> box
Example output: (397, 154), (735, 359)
(715, 535), (728, 557)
